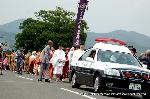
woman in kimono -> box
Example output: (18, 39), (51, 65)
(52, 45), (66, 82)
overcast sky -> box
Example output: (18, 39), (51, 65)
(0, 0), (150, 36)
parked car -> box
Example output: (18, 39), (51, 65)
(69, 38), (150, 99)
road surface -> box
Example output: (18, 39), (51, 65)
(0, 71), (142, 99)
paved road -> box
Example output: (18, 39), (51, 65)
(0, 71), (142, 99)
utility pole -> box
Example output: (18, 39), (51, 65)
(73, 0), (89, 47)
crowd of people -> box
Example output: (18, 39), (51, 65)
(0, 40), (86, 83)
(0, 40), (150, 83)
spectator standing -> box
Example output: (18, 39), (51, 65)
(38, 40), (53, 82)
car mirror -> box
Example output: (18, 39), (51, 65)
(86, 57), (94, 62)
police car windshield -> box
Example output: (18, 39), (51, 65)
(97, 50), (141, 67)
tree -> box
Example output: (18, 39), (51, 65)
(15, 7), (89, 53)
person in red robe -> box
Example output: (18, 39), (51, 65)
(34, 51), (41, 75)
(29, 51), (36, 74)
(62, 48), (70, 81)
(49, 47), (55, 80)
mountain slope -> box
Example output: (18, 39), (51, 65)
(0, 19), (24, 49)
(85, 30), (150, 52)
(0, 19), (24, 33)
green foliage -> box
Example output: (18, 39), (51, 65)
(15, 7), (89, 53)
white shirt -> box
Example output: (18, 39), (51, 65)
(68, 50), (74, 62)
(72, 49), (85, 61)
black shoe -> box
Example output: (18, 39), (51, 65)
(38, 79), (42, 82)
(45, 79), (50, 83)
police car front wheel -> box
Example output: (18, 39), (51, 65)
(94, 76), (105, 93)
(71, 73), (80, 88)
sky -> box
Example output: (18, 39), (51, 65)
(0, 0), (150, 36)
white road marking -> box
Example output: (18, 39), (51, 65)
(16, 75), (33, 81)
(60, 88), (96, 99)
(29, 79), (33, 81)
(26, 78), (30, 80)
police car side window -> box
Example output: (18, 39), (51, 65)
(79, 50), (92, 61)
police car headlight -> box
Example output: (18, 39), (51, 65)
(104, 69), (120, 76)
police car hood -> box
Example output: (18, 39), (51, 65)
(98, 62), (150, 72)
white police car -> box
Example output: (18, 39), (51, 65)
(69, 38), (150, 99)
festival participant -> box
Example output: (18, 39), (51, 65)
(49, 47), (55, 80)
(9, 51), (15, 72)
(72, 44), (86, 61)
(38, 40), (53, 82)
(7, 54), (11, 71)
(68, 47), (75, 69)
(24, 51), (31, 74)
(62, 48), (70, 81)
(12, 51), (17, 72)
(52, 45), (66, 82)
(34, 51), (41, 75)
(16, 47), (24, 75)
(29, 51), (36, 74)
(3, 55), (8, 70)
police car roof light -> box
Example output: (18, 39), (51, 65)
(95, 38), (127, 45)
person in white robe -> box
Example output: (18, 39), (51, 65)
(51, 45), (66, 82)
(72, 44), (86, 61)
(68, 47), (75, 69)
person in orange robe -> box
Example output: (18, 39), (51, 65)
(24, 51), (31, 74)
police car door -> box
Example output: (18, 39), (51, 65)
(77, 49), (94, 85)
